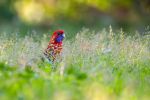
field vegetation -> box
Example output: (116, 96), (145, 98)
(0, 28), (149, 100)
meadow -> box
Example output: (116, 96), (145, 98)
(0, 28), (150, 100)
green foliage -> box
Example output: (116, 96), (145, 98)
(0, 0), (150, 26)
(0, 29), (150, 99)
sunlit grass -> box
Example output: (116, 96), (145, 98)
(0, 28), (150, 100)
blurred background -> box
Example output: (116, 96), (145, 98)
(0, 0), (150, 36)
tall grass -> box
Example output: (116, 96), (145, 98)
(0, 28), (150, 100)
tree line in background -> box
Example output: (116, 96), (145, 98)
(0, 0), (150, 31)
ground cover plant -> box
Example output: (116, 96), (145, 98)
(0, 28), (150, 100)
